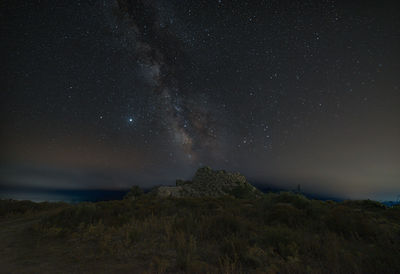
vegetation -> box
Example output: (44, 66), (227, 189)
(124, 185), (144, 200)
(1, 192), (400, 273)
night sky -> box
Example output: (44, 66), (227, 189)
(1, 0), (399, 200)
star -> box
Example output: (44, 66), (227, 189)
(127, 117), (136, 125)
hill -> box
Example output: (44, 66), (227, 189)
(0, 169), (399, 273)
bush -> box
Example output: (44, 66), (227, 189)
(124, 185), (144, 200)
(266, 203), (305, 227)
(0, 199), (67, 217)
(271, 192), (311, 209)
(325, 205), (377, 239)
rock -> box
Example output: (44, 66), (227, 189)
(152, 186), (184, 198)
(150, 167), (262, 198)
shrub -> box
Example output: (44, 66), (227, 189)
(124, 185), (144, 200)
(266, 203), (305, 227)
(272, 192), (311, 209)
(326, 205), (377, 239)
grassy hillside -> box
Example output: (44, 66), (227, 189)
(1, 193), (400, 273)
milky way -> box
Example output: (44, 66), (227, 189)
(114, 0), (224, 163)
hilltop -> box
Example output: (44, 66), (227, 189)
(145, 167), (263, 199)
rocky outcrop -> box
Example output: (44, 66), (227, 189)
(150, 167), (262, 198)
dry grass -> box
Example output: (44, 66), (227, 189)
(1, 193), (400, 273)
